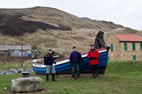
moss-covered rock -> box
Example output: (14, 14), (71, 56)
(11, 77), (44, 93)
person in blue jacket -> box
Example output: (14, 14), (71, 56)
(70, 47), (82, 79)
(44, 49), (56, 81)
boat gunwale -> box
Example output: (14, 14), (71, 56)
(56, 48), (107, 62)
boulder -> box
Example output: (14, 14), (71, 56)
(0, 71), (6, 75)
(9, 69), (17, 74)
(11, 77), (44, 93)
(17, 69), (24, 73)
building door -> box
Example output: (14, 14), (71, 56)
(133, 55), (136, 60)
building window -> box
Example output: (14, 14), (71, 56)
(111, 44), (113, 52)
(140, 43), (142, 51)
(133, 55), (136, 60)
(124, 42), (127, 51)
(132, 43), (136, 51)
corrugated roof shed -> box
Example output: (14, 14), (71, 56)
(0, 45), (31, 50)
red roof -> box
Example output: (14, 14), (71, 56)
(114, 34), (142, 42)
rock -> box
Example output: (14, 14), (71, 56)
(26, 68), (33, 73)
(0, 71), (6, 75)
(11, 77), (44, 93)
(17, 69), (24, 73)
(9, 69), (17, 74)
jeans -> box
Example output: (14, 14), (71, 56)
(46, 65), (56, 74)
(72, 63), (80, 77)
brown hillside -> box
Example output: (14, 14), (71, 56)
(0, 6), (126, 36)
(0, 6), (140, 58)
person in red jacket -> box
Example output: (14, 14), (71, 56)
(87, 44), (100, 78)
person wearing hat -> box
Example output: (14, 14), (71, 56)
(44, 49), (56, 81)
(33, 49), (39, 59)
(87, 45), (100, 78)
(70, 46), (82, 79)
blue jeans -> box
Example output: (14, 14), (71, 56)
(72, 63), (80, 77)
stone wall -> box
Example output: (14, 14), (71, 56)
(119, 42), (142, 60)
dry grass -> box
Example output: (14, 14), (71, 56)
(0, 29), (107, 57)
(0, 28), (140, 58)
(0, 7), (140, 58)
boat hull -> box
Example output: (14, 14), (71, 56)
(33, 49), (109, 74)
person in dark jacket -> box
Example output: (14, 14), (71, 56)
(70, 47), (82, 79)
(87, 45), (100, 78)
(95, 31), (110, 50)
(44, 49), (56, 81)
(94, 31), (110, 74)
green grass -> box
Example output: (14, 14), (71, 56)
(1, 61), (142, 94)
(0, 74), (21, 94)
(0, 61), (33, 71)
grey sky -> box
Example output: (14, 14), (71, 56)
(0, 0), (142, 30)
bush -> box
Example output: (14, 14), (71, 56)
(58, 24), (72, 31)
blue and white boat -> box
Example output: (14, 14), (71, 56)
(32, 48), (109, 74)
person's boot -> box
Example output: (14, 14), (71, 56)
(95, 73), (98, 78)
(92, 73), (96, 78)
(46, 74), (49, 81)
(52, 74), (56, 81)
(77, 74), (80, 80)
(95, 74), (98, 78)
(92, 71), (96, 78)
(72, 75), (75, 80)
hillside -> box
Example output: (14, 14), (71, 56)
(0, 6), (140, 57)
(0, 6), (136, 36)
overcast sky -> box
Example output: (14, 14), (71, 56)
(0, 0), (142, 30)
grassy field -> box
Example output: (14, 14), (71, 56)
(1, 61), (142, 94)
(0, 60), (33, 71)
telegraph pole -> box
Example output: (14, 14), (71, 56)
(21, 35), (23, 67)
